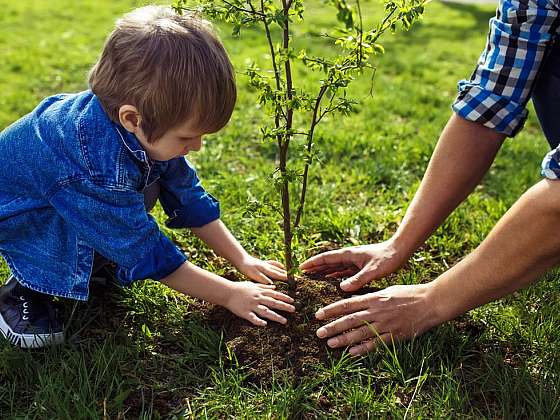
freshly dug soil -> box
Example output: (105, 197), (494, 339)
(196, 275), (377, 383)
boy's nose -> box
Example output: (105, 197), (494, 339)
(192, 137), (202, 151)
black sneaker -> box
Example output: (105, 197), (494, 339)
(0, 276), (64, 348)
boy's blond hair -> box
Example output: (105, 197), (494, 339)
(89, 5), (236, 142)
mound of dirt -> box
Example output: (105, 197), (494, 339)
(197, 276), (370, 383)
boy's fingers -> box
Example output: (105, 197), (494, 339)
(264, 263), (287, 274)
(247, 312), (267, 326)
(261, 297), (296, 313)
(255, 305), (287, 324)
(263, 265), (287, 280)
(266, 260), (285, 269)
(257, 284), (276, 289)
(252, 272), (273, 285)
(263, 289), (294, 303)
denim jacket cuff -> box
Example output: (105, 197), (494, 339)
(165, 195), (220, 229)
(117, 233), (187, 284)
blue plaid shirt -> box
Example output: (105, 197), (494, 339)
(452, 0), (560, 178)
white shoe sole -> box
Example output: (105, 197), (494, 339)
(0, 312), (64, 348)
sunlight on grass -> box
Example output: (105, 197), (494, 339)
(0, 0), (559, 417)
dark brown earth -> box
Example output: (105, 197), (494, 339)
(194, 275), (380, 383)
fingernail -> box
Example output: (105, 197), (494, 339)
(327, 338), (337, 347)
(315, 310), (325, 320)
(349, 348), (359, 356)
(316, 327), (326, 338)
(340, 281), (354, 291)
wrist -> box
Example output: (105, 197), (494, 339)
(421, 281), (448, 329)
(222, 281), (240, 310)
(386, 234), (416, 263)
(232, 251), (252, 269)
(425, 272), (467, 327)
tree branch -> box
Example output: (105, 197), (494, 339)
(222, 0), (265, 17)
(294, 84), (328, 228)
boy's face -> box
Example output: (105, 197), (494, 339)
(134, 121), (205, 160)
(136, 118), (206, 161)
(118, 105), (207, 161)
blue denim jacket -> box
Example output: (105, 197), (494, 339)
(0, 91), (220, 300)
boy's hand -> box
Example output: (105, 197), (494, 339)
(236, 255), (287, 285)
(225, 282), (296, 326)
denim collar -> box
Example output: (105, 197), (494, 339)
(114, 125), (151, 164)
(88, 91), (150, 164)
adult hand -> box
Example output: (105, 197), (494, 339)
(315, 283), (439, 356)
(300, 239), (410, 292)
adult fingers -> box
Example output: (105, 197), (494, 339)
(340, 265), (376, 292)
(315, 295), (372, 320)
(255, 305), (287, 324)
(325, 323), (382, 348)
(263, 289), (295, 303)
(300, 249), (350, 272)
(309, 264), (355, 276)
(246, 312), (267, 327)
(261, 297), (296, 313)
(325, 268), (358, 279)
(257, 284), (277, 289)
(348, 333), (393, 356)
(316, 310), (374, 338)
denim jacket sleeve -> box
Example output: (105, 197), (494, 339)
(157, 158), (221, 229)
(47, 177), (187, 283)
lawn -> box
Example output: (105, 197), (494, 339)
(1, 0), (559, 418)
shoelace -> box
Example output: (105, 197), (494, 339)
(16, 289), (51, 323)
(19, 295), (30, 321)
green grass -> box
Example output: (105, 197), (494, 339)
(1, 0), (559, 418)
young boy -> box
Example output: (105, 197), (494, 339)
(0, 5), (295, 349)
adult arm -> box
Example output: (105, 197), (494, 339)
(315, 179), (560, 355)
(301, 115), (504, 291)
(302, 0), (560, 291)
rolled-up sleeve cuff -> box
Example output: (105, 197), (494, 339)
(452, 82), (528, 137)
(117, 233), (187, 284)
(541, 148), (560, 180)
(165, 193), (220, 229)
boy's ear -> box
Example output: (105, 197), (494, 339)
(118, 105), (142, 133)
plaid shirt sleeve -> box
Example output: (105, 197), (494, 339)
(452, 0), (560, 137)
